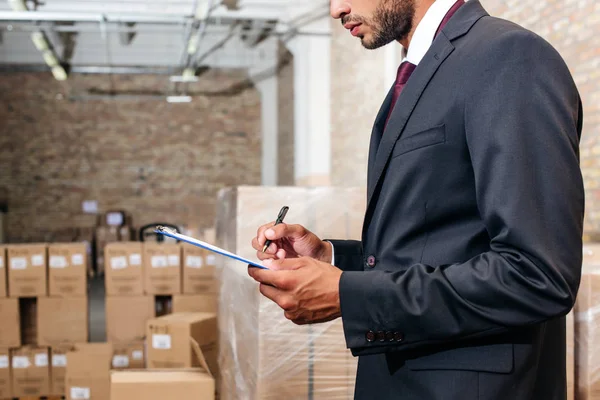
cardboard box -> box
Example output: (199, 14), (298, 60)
(11, 346), (50, 397)
(111, 370), (214, 400)
(182, 244), (217, 295)
(0, 298), (20, 348)
(65, 343), (112, 400)
(50, 344), (73, 396)
(7, 244), (48, 297)
(0, 348), (10, 399)
(48, 243), (88, 297)
(37, 297), (88, 346)
(0, 246), (6, 298)
(143, 243), (181, 295)
(19, 298), (36, 346)
(104, 242), (144, 296)
(215, 187), (364, 399)
(146, 312), (217, 375)
(173, 294), (217, 314)
(106, 296), (154, 343)
(112, 342), (145, 370)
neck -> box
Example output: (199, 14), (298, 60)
(399, 0), (436, 50)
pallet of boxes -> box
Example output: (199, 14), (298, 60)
(0, 242), (89, 399)
(104, 234), (219, 400)
(216, 186), (362, 399)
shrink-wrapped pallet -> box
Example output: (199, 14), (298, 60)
(216, 186), (364, 399)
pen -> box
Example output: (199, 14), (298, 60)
(263, 206), (289, 253)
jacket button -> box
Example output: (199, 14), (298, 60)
(377, 331), (386, 342)
(385, 331), (395, 342)
(366, 255), (376, 268)
(366, 330), (376, 342)
(394, 332), (404, 342)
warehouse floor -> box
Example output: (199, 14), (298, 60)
(89, 276), (106, 342)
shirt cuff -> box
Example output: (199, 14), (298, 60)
(326, 240), (335, 266)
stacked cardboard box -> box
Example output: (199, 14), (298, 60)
(65, 343), (112, 400)
(0, 243), (90, 398)
(104, 241), (152, 370)
(95, 210), (134, 276)
(216, 186), (364, 399)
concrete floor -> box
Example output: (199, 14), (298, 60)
(88, 276), (107, 342)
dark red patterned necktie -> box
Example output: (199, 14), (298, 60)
(384, 0), (465, 129)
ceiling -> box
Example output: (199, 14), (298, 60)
(0, 0), (330, 77)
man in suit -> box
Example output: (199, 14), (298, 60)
(248, 0), (584, 398)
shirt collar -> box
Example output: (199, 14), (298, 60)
(401, 0), (463, 65)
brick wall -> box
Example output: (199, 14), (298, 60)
(0, 70), (262, 242)
(483, 0), (599, 234)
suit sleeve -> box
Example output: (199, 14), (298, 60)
(326, 240), (364, 272)
(338, 30), (585, 355)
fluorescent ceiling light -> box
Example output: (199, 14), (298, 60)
(195, 1), (210, 20)
(42, 51), (59, 67)
(51, 66), (67, 81)
(9, 0), (27, 11)
(166, 96), (192, 103)
(31, 31), (49, 51)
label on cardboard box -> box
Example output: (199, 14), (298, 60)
(168, 255), (180, 266)
(206, 255), (216, 265)
(111, 256), (128, 270)
(12, 356), (30, 369)
(0, 257), (3, 268)
(112, 355), (129, 368)
(52, 355), (67, 367)
(72, 254), (84, 265)
(106, 212), (124, 226)
(129, 254), (142, 266)
(31, 254), (44, 266)
(0, 356), (8, 369)
(132, 350), (143, 360)
(71, 387), (91, 399)
(186, 256), (203, 268)
(35, 353), (48, 367)
(50, 255), (68, 268)
(151, 256), (168, 268)
(11, 257), (27, 270)
(152, 334), (172, 349)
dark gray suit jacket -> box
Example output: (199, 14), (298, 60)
(328, 1), (584, 399)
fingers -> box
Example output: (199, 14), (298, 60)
(264, 223), (306, 243)
(262, 257), (303, 271)
(247, 266), (293, 289)
(254, 222), (276, 250)
(252, 236), (278, 260)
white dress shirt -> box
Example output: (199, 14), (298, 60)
(328, 0), (462, 267)
(402, 0), (464, 66)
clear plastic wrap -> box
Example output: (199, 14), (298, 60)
(215, 186), (366, 400)
(575, 243), (600, 400)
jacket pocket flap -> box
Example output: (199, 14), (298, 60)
(406, 343), (514, 374)
(392, 124), (446, 158)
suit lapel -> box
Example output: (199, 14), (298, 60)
(364, 0), (490, 215)
(366, 37), (454, 205)
(367, 85), (394, 183)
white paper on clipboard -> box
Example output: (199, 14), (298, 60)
(154, 227), (268, 270)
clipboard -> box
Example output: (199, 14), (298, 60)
(154, 226), (268, 270)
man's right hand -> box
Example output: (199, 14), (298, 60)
(252, 222), (332, 264)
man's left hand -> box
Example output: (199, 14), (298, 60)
(247, 257), (343, 325)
